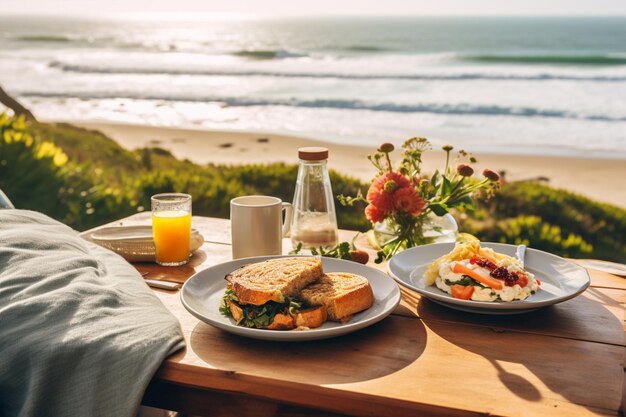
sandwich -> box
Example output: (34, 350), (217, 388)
(219, 257), (327, 329)
(219, 257), (376, 330)
(300, 272), (374, 323)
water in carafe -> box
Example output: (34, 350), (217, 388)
(291, 147), (339, 249)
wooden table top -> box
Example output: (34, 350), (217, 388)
(94, 213), (626, 417)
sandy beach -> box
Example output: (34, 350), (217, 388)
(71, 121), (626, 208)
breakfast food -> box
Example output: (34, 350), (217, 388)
(225, 257), (323, 305)
(219, 257), (374, 330)
(300, 272), (374, 322)
(425, 241), (539, 302)
(220, 257), (324, 329)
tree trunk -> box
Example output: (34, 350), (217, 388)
(0, 85), (37, 121)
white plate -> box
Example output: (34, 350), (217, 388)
(81, 226), (204, 262)
(181, 256), (401, 341)
(388, 242), (590, 315)
(91, 225), (155, 242)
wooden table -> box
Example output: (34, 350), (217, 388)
(95, 213), (625, 417)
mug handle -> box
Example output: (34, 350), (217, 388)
(281, 202), (293, 237)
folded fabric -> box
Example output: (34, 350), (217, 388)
(0, 210), (185, 417)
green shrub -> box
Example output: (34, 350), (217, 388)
(492, 181), (625, 260)
(29, 122), (141, 175)
(461, 181), (625, 262)
(0, 114), (68, 219)
(0, 114), (136, 229)
(467, 215), (593, 258)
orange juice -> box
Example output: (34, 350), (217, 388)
(152, 210), (191, 265)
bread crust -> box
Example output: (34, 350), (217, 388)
(226, 257), (323, 305)
(332, 273), (374, 321)
(230, 285), (282, 306)
(295, 305), (327, 328)
(263, 313), (295, 330)
(300, 272), (374, 322)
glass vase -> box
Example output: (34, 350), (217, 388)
(373, 213), (458, 249)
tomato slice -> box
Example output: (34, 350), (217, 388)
(451, 284), (475, 300)
(517, 274), (529, 288)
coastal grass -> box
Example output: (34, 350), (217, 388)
(2, 113), (624, 262)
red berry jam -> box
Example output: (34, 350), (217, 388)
(470, 256), (497, 271)
(490, 266), (509, 279)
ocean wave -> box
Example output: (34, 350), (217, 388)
(463, 54), (626, 66)
(12, 35), (175, 51)
(18, 91), (626, 122)
(340, 45), (389, 52)
(232, 49), (308, 60)
(49, 61), (626, 82)
(14, 35), (77, 43)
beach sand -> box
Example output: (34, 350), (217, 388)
(71, 121), (626, 208)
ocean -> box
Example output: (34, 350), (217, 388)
(1, 15), (625, 158)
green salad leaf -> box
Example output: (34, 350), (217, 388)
(219, 288), (238, 317)
(444, 275), (489, 288)
(219, 289), (304, 328)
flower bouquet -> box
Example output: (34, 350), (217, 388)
(339, 137), (500, 262)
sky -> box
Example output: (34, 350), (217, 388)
(2, 0), (626, 17)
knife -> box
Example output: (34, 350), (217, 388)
(516, 244), (526, 268)
(144, 279), (181, 290)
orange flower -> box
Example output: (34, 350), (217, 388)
(366, 187), (394, 212)
(366, 171), (423, 222)
(393, 187), (426, 215)
(365, 204), (386, 224)
(387, 171), (412, 189)
(367, 172), (411, 212)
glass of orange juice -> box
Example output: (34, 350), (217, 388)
(151, 193), (192, 266)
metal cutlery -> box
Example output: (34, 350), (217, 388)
(139, 271), (181, 290)
(144, 279), (181, 290)
(516, 244), (526, 267)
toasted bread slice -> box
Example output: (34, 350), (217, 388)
(295, 305), (327, 328)
(263, 312), (295, 330)
(260, 305), (328, 330)
(226, 257), (323, 306)
(300, 272), (374, 322)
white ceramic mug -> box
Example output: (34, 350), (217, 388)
(230, 195), (293, 259)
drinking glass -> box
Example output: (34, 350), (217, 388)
(151, 193), (192, 266)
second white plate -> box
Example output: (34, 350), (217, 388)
(181, 256), (401, 341)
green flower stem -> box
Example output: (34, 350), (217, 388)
(437, 178), (490, 206)
(448, 176), (465, 195)
(379, 211), (432, 259)
(385, 152), (393, 173)
(455, 178), (490, 197)
(391, 237), (404, 256)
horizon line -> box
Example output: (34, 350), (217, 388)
(2, 12), (626, 19)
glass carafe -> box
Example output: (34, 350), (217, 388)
(291, 147), (339, 249)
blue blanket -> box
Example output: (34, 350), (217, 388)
(0, 210), (185, 417)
